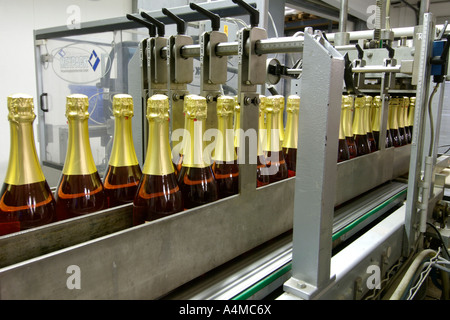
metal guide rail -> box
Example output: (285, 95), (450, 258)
(5, 0), (431, 299)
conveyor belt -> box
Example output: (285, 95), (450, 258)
(162, 180), (408, 300)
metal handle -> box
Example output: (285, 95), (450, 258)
(232, 0), (259, 28)
(189, 2), (221, 31)
(162, 8), (186, 35)
(40, 93), (48, 112)
(141, 11), (165, 37)
(126, 14), (156, 37)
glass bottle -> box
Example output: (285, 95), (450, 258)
(388, 97), (402, 147)
(257, 95), (270, 187)
(55, 94), (105, 221)
(212, 95), (239, 199)
(342, 95), (358, 158)
(371, 96), (381, 149)
(282, 95), (300, 175)
(177, 95), (218, 209)
(396, 96), (406, 146)
(103, 94), (142, 208)
(278, 96), (285, 146)
(233, 95), (241, 156)
(364, 95), (377, 153)
(338, 95), (350, 162)
(0, 94), (56, 236)
(408, 97), (416, 137)
(133, 94), (183, 224)
(173, 94), (195, 178)
(403, 97), (412, 144)
(353, 96), (370, 156)
(264, 95), (288, 183)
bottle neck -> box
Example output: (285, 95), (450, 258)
(372, 104), (381, 132)
(397, 102), (405, 128)
(62, 118), (98, 175)
(142, 117), (174, 176)
(339, 107), (346, 140)
(278, 104), (285, 142)
(265, 111), (282, 152)
(282, 110), (298, 149)
(234, 109), (240, 148)
(352, 105), (366, 136)
(363, 103), (372, 133)
(389, 103), (399, 129)
(343, 105), (354, 138)
(4, 121), (46, 185)
(213, 114), (236, 162)
(258, 109), (266, 156)
(109, 116), (139, 167)
(182, 117), (210, 168)
(408, 104), (415, 126)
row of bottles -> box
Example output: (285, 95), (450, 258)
(0, 91), (301, 236)
(338, 95), (415, 162)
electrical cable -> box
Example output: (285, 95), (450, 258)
(426, 222), (450, 260)
(407, 248), (441, 299)
(389, 249), (437, 300)
(427, 82), (440, 157)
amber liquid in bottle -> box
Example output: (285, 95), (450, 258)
(55, 94), (105, 220)
(396, 96), (406, 146)
(364, 96), (377, 153)
(0, 94), (56, 236)
(338, 95), (351, 162)
(353, 96), (370, 156)
(342, 96), (358, 158)
(403, 97), (412, 144)
(103, 94), (142, 207)
(133, 94), (183, 224)
(282, 95), (300, 175)
(388, 98), (402, 147)
(212, 96), (239, 198)
(177, 95), (218, 209)
(371, 96), (381, 150)
(264, 95), (288, 183)
(104, 164), (141, 207)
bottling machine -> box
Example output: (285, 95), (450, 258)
(0, 0), (449, 300)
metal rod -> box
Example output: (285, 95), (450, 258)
(352, 65), (401, 73)
(339, 0), (348, 33)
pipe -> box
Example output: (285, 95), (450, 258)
(385, 0), (391, 30)
(339, 0), (348, 33)
(389, 249), (437, 300)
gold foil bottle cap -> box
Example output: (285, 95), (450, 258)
(265, 95), (285, 113)
(216, 95), (234, 117)
(402, 96), (410, 106)
(146, 94), (169, 122)
(287, 95), (300, 113)
(354, 95), (365, 108)
(185, 95), (207, 120)
(365, 95), (373, 107)
(410, 97), (416, 106)
(66, 94), (90, 120)
(373, 96), (381, 106)
(7, 93), (36, 123)
(112, 94), (134, 117)
(341, 95), (353, 109)
(389, 97), (400, 106)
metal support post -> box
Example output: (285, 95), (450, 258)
(283, 29), (344, 299)
(404, 13), (436, 255)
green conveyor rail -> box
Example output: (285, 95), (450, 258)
(231, 188), (407, 300)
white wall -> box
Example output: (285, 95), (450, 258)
(0, 0), (132, 183)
